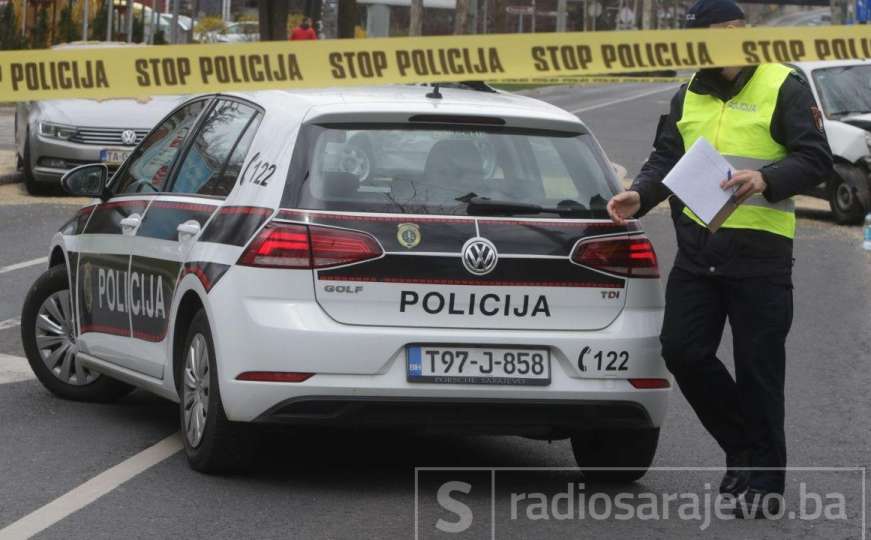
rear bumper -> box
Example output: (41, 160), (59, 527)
(204, 267), (670, 429)
(254, 396), (654, 438)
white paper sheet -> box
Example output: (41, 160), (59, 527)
(662, 137), (736, 230)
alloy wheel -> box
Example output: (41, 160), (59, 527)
(35, 290), (97, 386)
(183, 333), (210, 448)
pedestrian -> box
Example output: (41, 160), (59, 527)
(606, 0), (833, 519)
(290, 17), (318, 40)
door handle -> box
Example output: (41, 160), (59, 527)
(177, 220), (201, 242)
(120, 213), (141, 236)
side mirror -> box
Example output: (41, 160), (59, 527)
(61, 164), (108, 199)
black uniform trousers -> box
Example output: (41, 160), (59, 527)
(660, 265), (793, 494)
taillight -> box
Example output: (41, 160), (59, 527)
(239, 224), (311, 268)
(571, 235), (659, 278)
(236, 371), (314, 382)
(630, 378), (671, 389)
(238, 223), (382, 269)
(309, 226), (383, 268)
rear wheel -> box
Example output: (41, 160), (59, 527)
(829, 164), (865, 225)
(21, 265), (134, 402)
(180, 309), (256, 473)
(570, 427), (659, 483)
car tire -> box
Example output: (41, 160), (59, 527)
(829, 164), (865, 225)
(21, 265), (134, 402)
(22, 133), (50, 196)
(570, 427), (659, 483)
(180, 308), (256, 474)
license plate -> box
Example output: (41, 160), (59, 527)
(407, 345), (550, 386)
(100, 149), (131, 165)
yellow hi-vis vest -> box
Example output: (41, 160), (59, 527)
(676, 63), (796, 239)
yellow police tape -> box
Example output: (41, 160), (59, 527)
(0, 25), (868, 102)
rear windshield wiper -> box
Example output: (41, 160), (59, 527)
(461, 195), (589, 217)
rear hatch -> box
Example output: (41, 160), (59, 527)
(265, 119), (658, 331)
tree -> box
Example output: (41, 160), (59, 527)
(56, 4), (81, 44)
(91, 0), (108, 40)
(454, 0), (469, 34)
(0, 1), (24, 50)
(132, 11), (144, 42)
(32, 7), (50, 49)
(337, 0), (356, 38)
(258, 0), (289, 41)
(409, 0), (423, 35)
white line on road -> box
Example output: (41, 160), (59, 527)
(0, 318), (20, 332)
(569, 85), (678, 115)
(0, 257), (48, 275)
(0, 353), (34, 384)
(0, 433), (183, 540)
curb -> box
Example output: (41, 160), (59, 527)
(0, 172), (22, 185)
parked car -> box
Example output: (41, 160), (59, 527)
(14, 42), (184, 194)
(21, 86), (670, 476)
(202, 21), (259, 43)
(791, 60), (871, 224)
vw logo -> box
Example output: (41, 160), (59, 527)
(120, 129), (137, 145)
(461, 237), (498, 276)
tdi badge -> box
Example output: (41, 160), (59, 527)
(397, 223), (421, 249)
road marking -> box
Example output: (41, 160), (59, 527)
(0, 433), (183, 540)
(0, 353), (34, 384)
(0, 317), (20, 331)
(569, 85), (678, 114)
(0, 257), (48, 275)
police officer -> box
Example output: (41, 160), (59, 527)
(607, 0), (833, 518)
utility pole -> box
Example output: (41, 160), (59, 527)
(106, 0), (113, 41)
(454, 0), (469, 34)
(830, 0), (844, 23)
(409, 0), (423, 35)
(126, 0), (133, 42)
(83, 0), (89, 39)
(556, 0), (567, 31)
(170, 0), (179, 43)
(482, 0), (489, 33)
(642, 0), (653, 28)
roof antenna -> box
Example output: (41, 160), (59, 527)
(426, 83), (443, 99)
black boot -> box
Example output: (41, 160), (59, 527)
(731, 489), (783, 519)
(719, 450), (751, 496)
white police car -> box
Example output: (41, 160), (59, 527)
(21, 85), (670, 477)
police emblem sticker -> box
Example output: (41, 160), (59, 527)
(397, 223), (421, 249)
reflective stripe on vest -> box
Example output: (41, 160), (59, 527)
(677, 64), (796, 239)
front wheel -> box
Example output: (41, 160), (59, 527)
(179, 309), (256, 473)
(570, 427), (659, 483)
(21, 265), (133, 402)
(829, 164), (866, 225)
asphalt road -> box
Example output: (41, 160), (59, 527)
(0, 85), (868, 539)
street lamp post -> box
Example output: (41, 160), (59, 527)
(106, 0), (113, 41)
(83, 0), (89, 39)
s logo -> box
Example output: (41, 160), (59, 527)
(436, 481), (473, 533)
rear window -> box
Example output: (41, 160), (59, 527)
(284, 124), (617, 218)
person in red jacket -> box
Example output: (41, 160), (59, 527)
(290, 17), (318, 40)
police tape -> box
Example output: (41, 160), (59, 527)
(0, 25), (868, 102)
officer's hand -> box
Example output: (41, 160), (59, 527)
(720, 170), (767, 205)
(607, 190), (641, 225)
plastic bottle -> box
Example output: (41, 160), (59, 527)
(865, 212), (871, 251)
